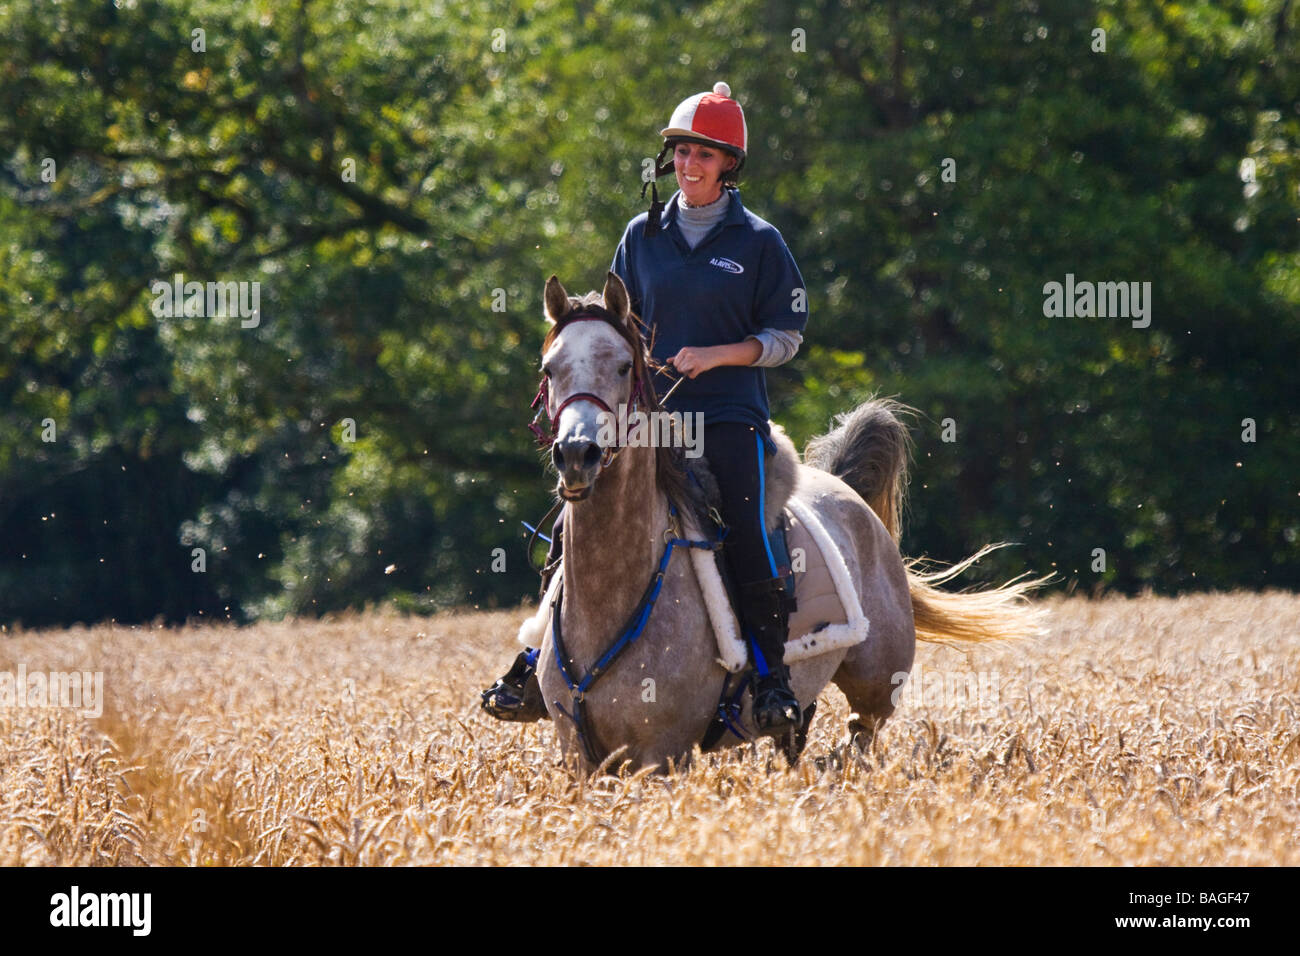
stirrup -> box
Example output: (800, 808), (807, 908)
(480, 651), (546, 722)
(750, 666), (802, 735)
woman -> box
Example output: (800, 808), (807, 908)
(483, 82), (809, 735)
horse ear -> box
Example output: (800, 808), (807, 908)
(603, 271), (630, 322)
(544, 275), (571, 325)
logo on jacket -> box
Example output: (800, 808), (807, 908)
(708, 257), (744, 274)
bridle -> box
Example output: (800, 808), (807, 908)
(528, 305), (648, 470)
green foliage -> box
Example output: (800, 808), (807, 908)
(1, 0), (1297, 625)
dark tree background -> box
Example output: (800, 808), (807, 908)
(1, 0), (1297, 627)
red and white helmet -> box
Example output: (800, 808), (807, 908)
(660, 81), (747, 161)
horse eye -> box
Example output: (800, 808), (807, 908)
(618, 362), (631, 377)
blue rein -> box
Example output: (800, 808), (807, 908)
(549, 504), (719, 766)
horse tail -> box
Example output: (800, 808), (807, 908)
(804, 395), (1049, 645)
(803, 395), (912, 542)
(903, 547), (1049, 644)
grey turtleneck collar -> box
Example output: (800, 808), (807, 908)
(675, 188), (731, 249)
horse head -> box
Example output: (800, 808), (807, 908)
(539, 272), (653, 501)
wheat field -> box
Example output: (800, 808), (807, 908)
(0, 590), (1296, 866)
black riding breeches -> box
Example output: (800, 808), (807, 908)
(697, 422), (779, 587)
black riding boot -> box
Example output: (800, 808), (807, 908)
(741, 577), (801, 735)
(480, 646), (547, 721)
(480, 523), (562, 722)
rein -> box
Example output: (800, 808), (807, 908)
(549, 503), (720, 767)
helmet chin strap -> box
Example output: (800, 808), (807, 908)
(641, 142), (676, 238)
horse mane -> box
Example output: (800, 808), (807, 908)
(544, 291), (703, 524)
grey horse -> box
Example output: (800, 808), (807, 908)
(528, 272), (1043, 773)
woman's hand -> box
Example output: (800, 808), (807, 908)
(668, 346), (715, 379)
(669, 339), (763, 379)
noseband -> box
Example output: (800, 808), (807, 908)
(528, 307), (648, 468)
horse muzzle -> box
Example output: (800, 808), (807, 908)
(553, 438), (605, 500)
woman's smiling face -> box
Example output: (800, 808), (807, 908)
(673, 141), (737, 205)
